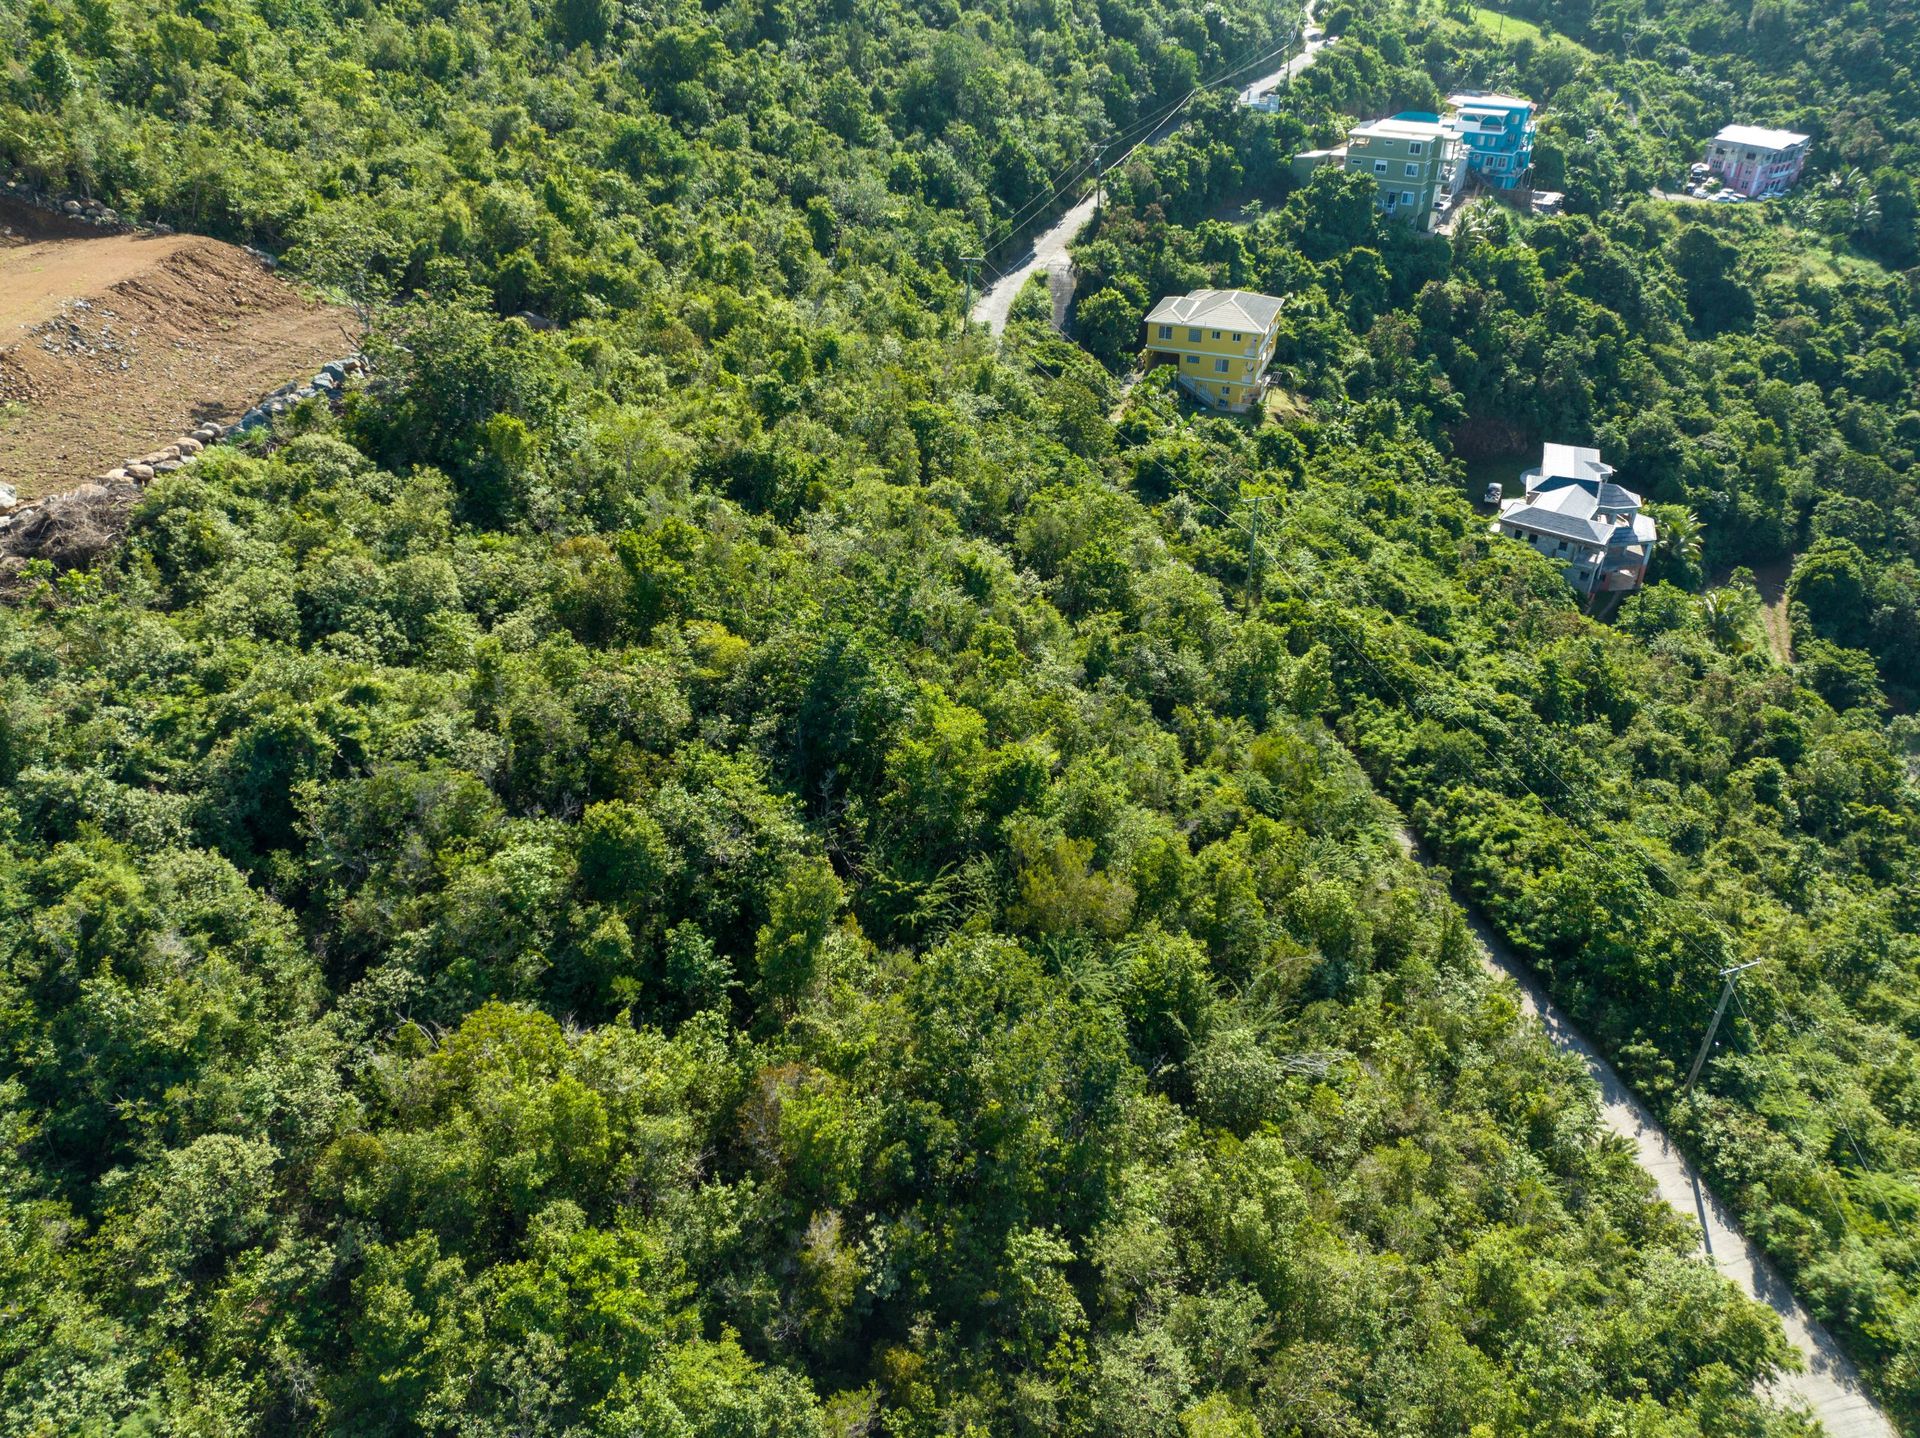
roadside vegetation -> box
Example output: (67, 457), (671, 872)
(1, 0), (1917, 1430)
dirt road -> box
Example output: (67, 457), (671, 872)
(0, 213), (356, 497)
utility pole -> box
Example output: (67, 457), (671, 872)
(1245, 493), (1265, 605)
(958, 255), (983, 336)
(1682, 960), (1763, 1097)
(1093, 145), (1108, 220)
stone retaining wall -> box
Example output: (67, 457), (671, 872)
(0, 351), (370, 541)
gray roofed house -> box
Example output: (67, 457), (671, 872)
(1493, 444), (1657, 596)
(1143, 289), (1287, 334)
(1142, 289), (1287, 411)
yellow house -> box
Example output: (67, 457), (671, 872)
(1142, 289), (1285, 410)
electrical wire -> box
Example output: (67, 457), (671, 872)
(980, 23), (1314, 255)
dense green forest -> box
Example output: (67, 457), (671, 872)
(1061, 0), (1920, 1420)
(2, 0), (1919, 1432)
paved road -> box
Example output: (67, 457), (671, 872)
(1396, 826), (1896, 1437)
(972, 3), (1329, 334)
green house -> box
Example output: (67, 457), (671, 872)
(1341, 114), (1462, 231)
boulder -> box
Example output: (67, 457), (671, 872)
(0, 482), (15, 510)
(63, 199), (81, 214)
(176, 436), (203, 456)
(125, 463), (154, 482)
(152, 459), (182, 474)
(101, 469), (127, 483)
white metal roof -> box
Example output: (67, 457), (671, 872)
(1352, 116), (1451, 141)
(1537, 443), (1613, 485)
(1144, 289), (1286, 332)
(1713, 124), (1809, 151)
(1447, 93), (1533, 113)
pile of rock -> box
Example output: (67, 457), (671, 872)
(98, 421), (227, 484)
(3, 178), (128, 232)
(0, 349), (369, 554)
(232, 354), (367, 434)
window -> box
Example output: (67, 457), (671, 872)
(1213, 358), (1229, 373)
(1402, 191), (1414, 204)
(1211, 330), (1221, 339)
(1373, 160), (1387, 174)
(1158, 324), (1172, 339)
(1188, 328), (1202, 342)
(1404, 162), (1420, 177)
(1557, 540), (1569, 552)
(1408, 141), (1424, 155)
(1231, 332), (1242, 342)
(1185, 354), (1198, 364)
(1218, 386), (1230, 398)
(1576, 569), (1590, 582)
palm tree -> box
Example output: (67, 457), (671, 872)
(1782, 192), (1822, 229)
(1657, 506), (1704, 573)
(1699, 587), (1756, 652)
(1825, 165), (1867, 197)
(1848, 183), (1882, 233)
(1454, 199), (1501, 249)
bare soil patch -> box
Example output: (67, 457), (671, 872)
(0, 203), (357, 499)
(1751, 556), (1794, 662)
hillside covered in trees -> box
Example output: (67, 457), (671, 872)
(2, 0), (1918, 1432)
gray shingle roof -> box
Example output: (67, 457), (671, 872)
(1144, 289), (1285, 332)
(1504, 508), (1611, 545)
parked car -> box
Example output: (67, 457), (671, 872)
(1482, 482), (1503, 505)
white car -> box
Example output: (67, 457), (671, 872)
(1482, 482), (1503, 505)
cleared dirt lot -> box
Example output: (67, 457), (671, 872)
(0, 201), (357, 498)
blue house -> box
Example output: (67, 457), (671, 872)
(1445, 93), (1536, 190)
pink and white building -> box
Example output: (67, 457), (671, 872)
(1705, 124), (1810, 197)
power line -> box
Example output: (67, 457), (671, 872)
(979, 23), (1312, 257)
(1728, 978), (1898, 1229)
(1002, 317), (1899, 1297)
(1160, 468), (1897, 1204)
(1683, 960), (1761, 1095)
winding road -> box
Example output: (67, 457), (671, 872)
(971, 4), (1330, 334)
(966, 37), (1900, 1425)
(1397, 826), (1896, 1437)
